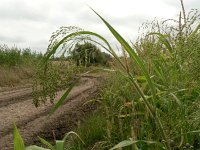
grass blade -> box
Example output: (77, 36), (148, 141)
(43, 31), (126, 71)
(63, 131), (85, 145)
(49, 81), (77, 116)
(110, 140), (162, 150)
(90, 9), (171, 149)
(148, 32), (173, 54)
(90, 8), (157, 100)
(55, 140), (64, 150)
(38, 136), (55, 150)
(13, 122), (25, 150)
(25, 145), (50, 150)
(109, 140), (137, 150)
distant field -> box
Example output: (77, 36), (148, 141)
(0, 44), (43, 87)
(0, 65), (35, 87)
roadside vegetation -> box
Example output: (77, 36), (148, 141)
(32, 41), (111, 107)
(14, 1), (200, 150)
(70, 42), (111, 67)
(0, 45), (43, 87)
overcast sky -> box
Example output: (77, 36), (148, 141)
(0, 0), (199, 53)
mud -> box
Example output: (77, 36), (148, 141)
(0, 75), (102, 150)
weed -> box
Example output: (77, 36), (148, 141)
(14, 2), (200, 150)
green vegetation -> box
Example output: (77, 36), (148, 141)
(70, 42), (111, 66)
(13, 122), (84, 150)
(14, 1), (200, 150)
(32, 41), (110, 107)
(0, 44), (43, 86)
(0, 44), (42, 66)
(68, 113), (107, 150)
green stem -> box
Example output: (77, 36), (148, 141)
(127, 73), (171, 150)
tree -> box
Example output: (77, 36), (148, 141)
(70, 42), (111, 66)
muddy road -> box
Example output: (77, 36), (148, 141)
(0, 75), (102, 150)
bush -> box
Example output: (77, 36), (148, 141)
(70, 42), (111, 66)
(0, 44), (43, 67)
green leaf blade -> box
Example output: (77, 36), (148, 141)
(13, 122), (25, 150)
(55, 140), (64, 150)
(90, 8), (157, 100)
(109, 140), (137, 150)
(26, 145), (50, 150)
(49, 81), (76, 116)
(38, 136), (55, 150)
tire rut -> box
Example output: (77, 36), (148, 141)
(0, 90), (32, 107)
(0, 75), (101, 150)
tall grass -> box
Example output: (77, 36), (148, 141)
(14, 2), (200, 150)
(0, 44), (43, 87)
(0, 44), (43, 67)
(43, 7), (199, 149)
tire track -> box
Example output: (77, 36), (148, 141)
(0, 75), (101, 150)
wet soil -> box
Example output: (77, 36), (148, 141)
(0, 74), (102, 150)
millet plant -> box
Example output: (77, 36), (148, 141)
(14, 0), (200, 149)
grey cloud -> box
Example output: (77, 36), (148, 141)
(0, 0), (199, 53)
(73, 10), (145, 37)
(163, 0), (200, 11)
(75, 11), (100, 24)
(0, 35), (25, 43)
(111, 14), (149, 28)
(31, 43), (48, 53)
(184, 0), (200, 11)
(0, 1), (46, 22)
(0, 0), (84, 23)
(163, 0), (179, 8)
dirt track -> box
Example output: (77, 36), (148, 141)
(0, 75), (101, 150)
